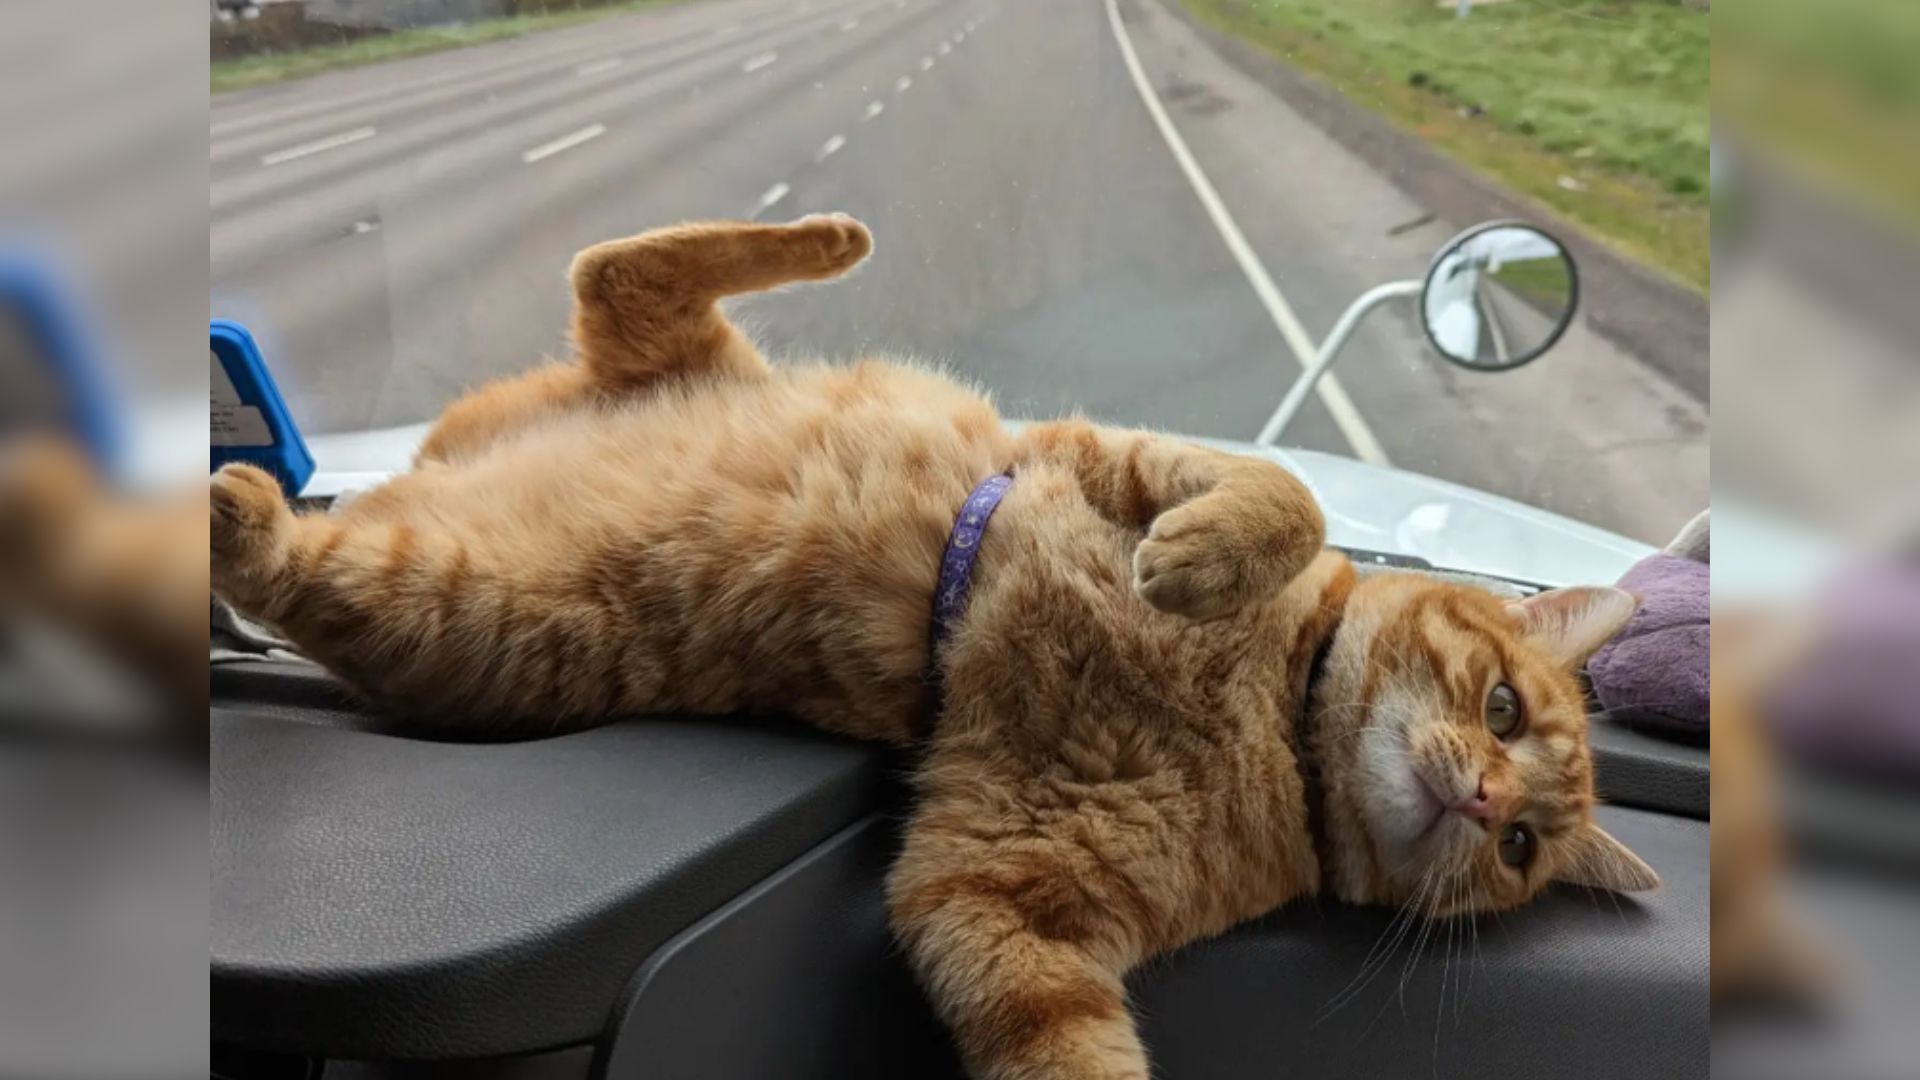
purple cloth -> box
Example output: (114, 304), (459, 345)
(1765, 562), (1920, 782)
(1588, 553), (1710, 735)
(930, 473), (1012, 652)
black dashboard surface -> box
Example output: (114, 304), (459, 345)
(210, 705), (888, 1059)
(211, 661), (1707, 1070)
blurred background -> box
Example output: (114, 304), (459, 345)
(0, 1), (206, 1077)
(1713, 1), (1920, 1078)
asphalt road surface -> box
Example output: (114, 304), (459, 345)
(210, 0), (1708, 544)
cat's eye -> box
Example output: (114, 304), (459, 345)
(1498, 822), (1535, 870)
(1485, 682), (1524, 739)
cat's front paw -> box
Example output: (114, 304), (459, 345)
(1132, 506), (1282, 621)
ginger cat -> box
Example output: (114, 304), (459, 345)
(209, 215), (1658, 1080)
(0, 436), (208, 733)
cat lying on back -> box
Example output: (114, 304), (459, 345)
(209, 214), (1658, 1080)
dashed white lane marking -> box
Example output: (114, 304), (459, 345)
(755, 181), (791, 213)
(895, 75), (912, 92)
(840, 18), (859, 30)
(864, 99), (885, 120)
(1100, 0), (1388, 465)
(716, 22), (740, 36)
(815, 134), (847, 161)
(520, 122), (606, 164)
(259, 126), (376, 166)
(575, 58), (623, 77)
(742, 51), (779, 73)
(920, 55), (934, 70)
(937, 41), (951, 55)
(954, 31), (965, 43)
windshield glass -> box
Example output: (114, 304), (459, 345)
(209, 0), (1707, 545)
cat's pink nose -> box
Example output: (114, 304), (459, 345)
(1452, 777), (1507, 826)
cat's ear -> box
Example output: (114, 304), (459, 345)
(1554, 823), (1660, 893)
(1505, 586), (1637, 668)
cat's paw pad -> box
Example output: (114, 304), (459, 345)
(1132, 510), (1258, 621)
(210, 463), (289, 564)
(786, 213), (872, 275)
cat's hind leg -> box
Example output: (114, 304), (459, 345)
(209, 462), (298, 611)
(212, 463), (650, 730)
(212, 463), (470, 718)
(416, 215), (871, 465)
(569, 214), (871, 392)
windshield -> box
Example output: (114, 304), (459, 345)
(208, 0), (1708, 546)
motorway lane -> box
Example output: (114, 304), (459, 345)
(208, 0), (1706, 542)
(211, 0), (1363, 451)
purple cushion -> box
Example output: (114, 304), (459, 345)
(1587, 553), (1709, 734)
(1765, 562), (1920, 782)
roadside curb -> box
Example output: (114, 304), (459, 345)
(1153, 0), (1709, 404)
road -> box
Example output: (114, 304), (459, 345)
(209, 0), (1708, 544)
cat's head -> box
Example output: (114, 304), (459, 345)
(1312, 572), (1658, 915)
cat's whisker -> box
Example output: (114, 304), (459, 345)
(1319, 880), (1425, 1017)
(1461, 885), (1483, 1025)
(1318, 864), (1438, 1023)
(1431, 884), (1457, 1080)
(1345, 889), (1439, 1036)
(1395, 869), (1449, 1012)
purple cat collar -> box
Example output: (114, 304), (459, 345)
(930, 472), (1014, 653)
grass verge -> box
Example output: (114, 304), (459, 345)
(1715, 0), (1920, 236)
(1181, 0), (1709, 292)
(211, 0), (685, 95)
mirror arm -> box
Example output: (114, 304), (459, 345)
(1254, 278), (1423, 448)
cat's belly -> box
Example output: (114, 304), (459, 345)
(424, 361), (1017, 742)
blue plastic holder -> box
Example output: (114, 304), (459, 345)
(0, 253), (121, 473)
(210, 320), (314, 498)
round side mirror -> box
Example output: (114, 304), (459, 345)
(1419, 221), (1579, 371)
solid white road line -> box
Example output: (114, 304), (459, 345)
(895, 75), (912, 92)
(756, 181), (792, 213)
(520, 122), (606, 164)
(742, 51), (779, 73)
(575, 58), (624, 77)
(864, 100), (886, 120)
(1101, 0), (1389, 465)
(816, 134), (847, 161)
(259, 126), (376, 167)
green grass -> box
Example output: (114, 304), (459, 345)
(1488, 254), (1574, 316)
(1183, 0), (1709, 292)
(211, 0), (685, 94)
(1716, 0), (1920, 234)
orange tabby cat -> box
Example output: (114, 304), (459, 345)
(0, 435), (208, 733)
(209, 215), (1658, 1080)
